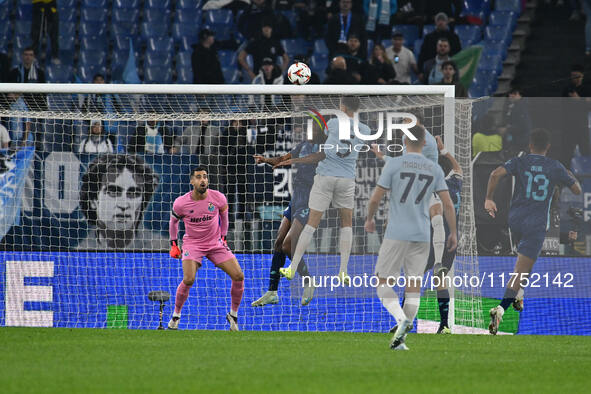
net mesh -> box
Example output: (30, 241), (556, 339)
(0, 88), (481, 332)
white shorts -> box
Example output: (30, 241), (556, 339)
(374, 239), (430, 279)
(430, 192), (442, 208)
(308, 174), (355, 211)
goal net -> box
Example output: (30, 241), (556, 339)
(0, 84), (482, 333)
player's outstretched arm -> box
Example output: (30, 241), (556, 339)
(438, 190), (458, 252)
(566, 170), (582, 195)
(484, 166), (508, 218)
(365, 186), (387, 232)
(273, 152), (326, 169)
(436, 136), (462, 175)
(253, 153), (291, 167)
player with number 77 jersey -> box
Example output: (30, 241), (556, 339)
(484, 129), (581, 335)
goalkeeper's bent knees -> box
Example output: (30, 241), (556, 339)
(231, 271), (245, 282)
(182, 277), (195, 286)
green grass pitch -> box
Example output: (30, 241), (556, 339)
(1, 328), (590, 393)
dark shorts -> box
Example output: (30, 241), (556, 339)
(510, 218), (546, 261)
(282, 185), (311, 224)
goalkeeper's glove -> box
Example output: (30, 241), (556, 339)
(170, 240), (181, 259)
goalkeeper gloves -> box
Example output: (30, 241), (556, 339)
(170, 240), (181, 259)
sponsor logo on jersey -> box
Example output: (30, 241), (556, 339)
(208, 202), (215, 212)
(190, 215), (213, 223)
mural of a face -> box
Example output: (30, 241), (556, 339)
(94, 168), (143, 231)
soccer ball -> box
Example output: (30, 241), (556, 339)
(287, 62), (311, 85)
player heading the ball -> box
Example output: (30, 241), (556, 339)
(168, 166), (244, 331)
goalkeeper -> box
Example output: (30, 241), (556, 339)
(252, 121), (327, 306)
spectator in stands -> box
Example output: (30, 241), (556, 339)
(363, 0), (397, 42)
(501, 88), (531, 152)
(32, 0), (60, 64)
(418, 12), (461, 73)
(295, 0), (328, 40)
(77, 154), (167, 251)
(8, 47), (47, 111)
(237, 0), (291, 40)
(386, 31), (419, 84)
(181, 109), (222, 156)
(0, 124), (10, 149)
(79, 120), (115, 154)
(421, 0), (463, 24)
(239, 21), (290, 81)
(326, 0), (367, 57)
(472, 114), (504, 158)
(560, 64), (591, 166)
(364, 44), (396, 84)
(192, 29), (225, 85)
(79, 73), (122, 115)
(423, 38), (451, 84)
(336, 33), (366, 82)
(439, 60), (467, 97)
(324, 56), (358, 84)
(250, 57), (284, 109)
(128, 121), (178, 155)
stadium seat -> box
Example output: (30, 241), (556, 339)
(479, 54), (503, 75)
(367, 39), (374, 59)
(489, 11), (518, 28)
(58, 34), (75, 52)
(176, 66), (193, 84)
(281, 39), (309, 56)
(14, 21), (32, 37)
(17, 4), (32, 20)
(177, 0), (202, 9)
(309, 54), (328, 74)
(79, 22), (108, 37)
(455, 25), (482, 47)
(313, 39), (329, 56)
(82, 0), (107, 7)
(495, 0), (522, 14)
(78, 65), (107, 83)
(422, 24), (435, 37)
(148, 37), (174, 53)
(141, 22), (169, 41)
(413, 38), (423, 58)
(218, 50), (236, 67)
(80, 37), (108, 52)
(58, 7), (77, 22)
(145, 50), (173, 67)
(79, 50), (107, 67)
(484, 25), (513, 43)
(0, 23), (10, 43)
(114, 35), (140, 53)
(179, 36), (197, 52)
(144, 9), (171, 24)
(60, 22), (76, 37)
(113, 0), (140, 8)
(113, 8), (140, 23)
(81, 7), (108, 23)
(175, 9), (202, 25)
(0, 6), (9, 21)
(57, 0), (77, 8)
(144, 65), (173, 84)
(177, 51), (192, 68)
(111, 50), (130, 71)
(46, 64), (73, 83)
(172, 22), (198, 43)
(145, 0), (171, 9)
(391, 25), (420, 46)
(204, 24), (235, 42)
(112, 22), (140, 38)
(13, 34), (32, 51)
(204, 9), (233, 26)
(222, 67), (240, 84)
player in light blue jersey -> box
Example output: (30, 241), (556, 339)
(280, 96), (371, 284)
(365, 125), (458, 350)
(402, 112), (447, 279)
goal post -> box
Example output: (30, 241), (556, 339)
(0, 83), (482, 333)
